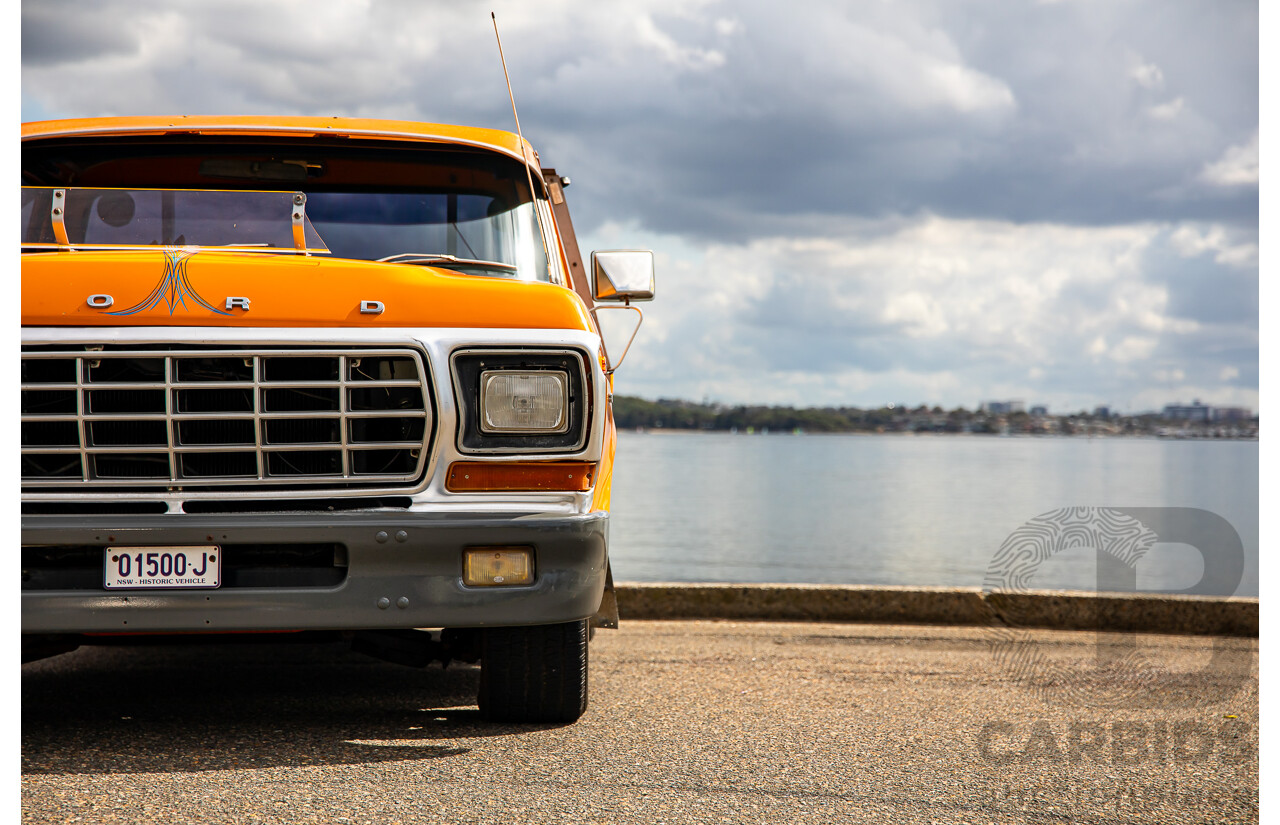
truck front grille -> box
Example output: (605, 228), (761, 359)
(21, 347), (433, 491)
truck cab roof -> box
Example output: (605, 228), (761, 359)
(21, 116), (538, 167)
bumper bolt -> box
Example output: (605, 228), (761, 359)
(395, 531), (408, 543)
(377, 597), (390, 610)
(396, 597), (409, 609)
(375, 531), (389, 543)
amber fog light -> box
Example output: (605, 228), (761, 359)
(463, 547), (534, 586)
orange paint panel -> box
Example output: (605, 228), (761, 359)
(591, 398), (617, 513)
(21, 251), (593, 331)
(22, 116), (537, 166)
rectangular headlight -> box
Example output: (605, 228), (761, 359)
(480, 370), (569, 433)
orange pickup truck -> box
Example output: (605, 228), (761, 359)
(20, 116), (654, 723)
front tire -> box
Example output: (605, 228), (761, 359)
(478, 619), (589, 723)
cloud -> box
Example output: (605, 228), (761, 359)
(1146, 97), (1185, 120)
(21, 2), (140, 66)
(1199, 132), (1259, 187)
(1169, 223), (1258, 268)
(633, 10), (727, 70)
(590, 215), (1256, 412)
(1130, 59), (1165, 90)
(23, 0), (1257, 238)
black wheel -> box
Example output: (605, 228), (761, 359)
(478, 619), (589, 723)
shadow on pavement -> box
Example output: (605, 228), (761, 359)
(22, 642), (566, 775)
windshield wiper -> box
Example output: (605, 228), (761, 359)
(376, 253), (518, 272)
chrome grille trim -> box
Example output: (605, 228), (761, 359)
(21, 347), (433, 489)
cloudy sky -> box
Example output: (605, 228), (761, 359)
(21, 0), (1260, 414)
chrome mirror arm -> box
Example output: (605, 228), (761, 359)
(591, 303), (644, 374)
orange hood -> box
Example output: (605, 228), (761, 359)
(21, 250), (593, 331)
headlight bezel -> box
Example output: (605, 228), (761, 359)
(451, 348), (590, 454)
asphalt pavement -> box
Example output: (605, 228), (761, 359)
(22, 620), (1258, 824)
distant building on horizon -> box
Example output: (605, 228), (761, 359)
(979, 400), (1025, 415)
(1162, 400), (1212, 422)
(1093, 406), (1111, 419)
(1212, 407), (1253, 422)
(1029, 405), (1048, 416)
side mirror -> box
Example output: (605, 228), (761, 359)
(591, 250), (655, 303)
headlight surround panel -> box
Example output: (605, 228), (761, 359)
(452, 348), (590, 454)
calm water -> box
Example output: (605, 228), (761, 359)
(608, 432), (1259, 597)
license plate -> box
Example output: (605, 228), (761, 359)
(104, 546), (221, 589)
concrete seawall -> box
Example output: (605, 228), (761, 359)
(615, 583), (1258, 637)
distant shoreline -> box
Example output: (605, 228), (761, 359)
(621, 427), (1259, 441)
(612, 395), (1259, 439)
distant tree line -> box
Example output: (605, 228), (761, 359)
(610, 396), (1259, 437)
(613, 396), (931, 432)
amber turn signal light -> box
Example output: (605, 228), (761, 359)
(446, 461), (594, 492)
(463, 547), (534, 586)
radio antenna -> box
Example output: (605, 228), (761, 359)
(492, 11), (553, 282)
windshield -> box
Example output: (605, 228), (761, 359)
(21, 139), (556, 281)
(21, 187), (328, 252)
(21, 185), (550, 281)
(304, 191), (548, 280)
